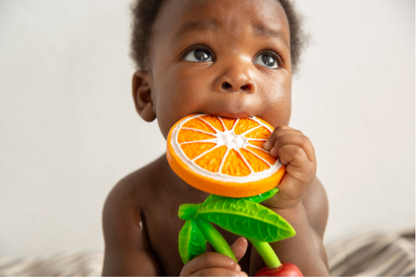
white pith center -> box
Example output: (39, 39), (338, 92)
(216, 130), (247, 149)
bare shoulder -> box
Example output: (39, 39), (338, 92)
(103, 158), (159, 223)
(102, 159), (162, 275)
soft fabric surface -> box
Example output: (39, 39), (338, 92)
(327, 228), (415, 276)
(0, 228), (414, 276)
(0, 251), (103, 276)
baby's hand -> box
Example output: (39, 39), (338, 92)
(262, 126), (316, 209)
(179, 237), (248, 276)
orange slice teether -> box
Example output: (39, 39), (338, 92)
(166, 114), (285, 197)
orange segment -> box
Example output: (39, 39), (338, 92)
(182, 118), (216, 134)
(178, 129), (216, 143)
(248, 140), (267, 148)
(195, 146), (227, 173)
(246, 146), (277, 165)
(200, 115), (224, 132)
(239, 148), (270, 172)
(234, 118), (260, 135)
(221, 118), (237, 130)
(245, 126), (272, 139)
(220, 149), (251, 176)
(180, 142), (217, 160)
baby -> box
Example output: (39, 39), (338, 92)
(102, 0), (329, 275)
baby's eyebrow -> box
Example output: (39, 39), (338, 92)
(253, 25), (289, 48)
(171, 19), (219, 44)
(171, 20), (289, 49)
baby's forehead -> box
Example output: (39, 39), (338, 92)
(153, 0), (290, 44)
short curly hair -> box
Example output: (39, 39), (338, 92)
(130, 0), (305, 73)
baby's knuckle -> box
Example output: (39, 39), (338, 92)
(202, 254), (218, 265)
(278, 144), (287, 153)
(275, 126), (291, 134)
(291, 128), (301, 134)
(291, 145), (303, 157)
(304, 166), (314, 178)
(279, 145), (299, 161)
(273, 139), (280, 148)
(298, 135), (307, 146)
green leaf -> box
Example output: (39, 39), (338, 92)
(178, 220), (207, 264)
(202, 194), (228, 206)
(201, 188), (279, 207)
(197, 198), (295, 242)
(241, 188), (279, 203)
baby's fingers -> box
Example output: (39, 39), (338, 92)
(263, 126), (294, 150)
(193, 268), (247, 276)
(180, 252), (239, 276)
(269, 133), (315, 163)
(231, 237), (248, 262)
(278, 144), (310, 167)
(278, 145), (316, 185)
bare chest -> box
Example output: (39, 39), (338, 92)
(142, 199), (252, 275)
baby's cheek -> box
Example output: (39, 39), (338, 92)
(259, 79), (292, 126)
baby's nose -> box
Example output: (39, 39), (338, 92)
(216, 64), (255, 93)
(221, 81), (252, 92)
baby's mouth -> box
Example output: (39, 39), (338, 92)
(206, 111), (253, 119)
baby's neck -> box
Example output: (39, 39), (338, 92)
(158, 154), (211, 202)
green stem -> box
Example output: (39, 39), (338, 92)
(194, 216), (237, 262)
(178, 204), (200, 220)
(250, 240), (281, 269)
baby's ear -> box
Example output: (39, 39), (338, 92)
(132, 70), (156, 122)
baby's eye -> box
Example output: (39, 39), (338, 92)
(253, 53), (280, 69)
(183, 49), (213, 62)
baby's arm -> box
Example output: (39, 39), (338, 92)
(249, 127), (329, 276)
(102, 181), (161, 276)
(102, 178), (247, 276)
(250, 178), (329, 275)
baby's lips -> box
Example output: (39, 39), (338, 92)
(209, 110), (252, 119)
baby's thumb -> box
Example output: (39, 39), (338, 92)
(231, 237), (248, 262)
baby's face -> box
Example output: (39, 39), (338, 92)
(147, 0), (292, 138)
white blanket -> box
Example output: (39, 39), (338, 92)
(0, 228), (414, 276)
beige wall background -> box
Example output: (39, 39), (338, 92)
(0, 0), (414, 257)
